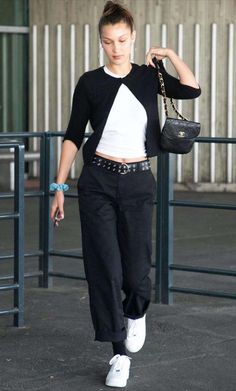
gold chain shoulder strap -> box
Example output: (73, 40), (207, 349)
(155, 60), (188, 121)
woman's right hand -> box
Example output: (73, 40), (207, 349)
(50, 191), (65, 227)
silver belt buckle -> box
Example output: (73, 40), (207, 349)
(120, 162), (129, 175)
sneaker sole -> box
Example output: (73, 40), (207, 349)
(105, 377), (128, 388)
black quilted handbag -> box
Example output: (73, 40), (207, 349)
(154, 59), (201, 154)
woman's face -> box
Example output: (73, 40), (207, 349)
(100, 22), (136, 66)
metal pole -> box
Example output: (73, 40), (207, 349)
(39, 134), (54, 288)
(155, 152), (174, 304)
(13, 144), (25, 326)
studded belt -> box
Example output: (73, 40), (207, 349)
(91, 155), (151, 175)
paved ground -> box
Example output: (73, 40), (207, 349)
(0, 191), (236, 390)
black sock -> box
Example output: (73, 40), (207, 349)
(112, 340), (127, 356)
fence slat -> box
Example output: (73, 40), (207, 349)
(177, 24), (183, 183)
(70, 24), (76, 179)
(227, 23), (234, 183)
(44, 25), (49, 132)
(84, 23), (90, 72)
(56, 24), (62, 169)
(161, 24), (167, 127)
(210, 23), (217, 183)
(193, 23), (200, 183)
(32, 25), (38, 176)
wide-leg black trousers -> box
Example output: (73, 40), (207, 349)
(77, 162), (156, 342)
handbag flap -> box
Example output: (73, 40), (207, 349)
(162, 117), (201, 140)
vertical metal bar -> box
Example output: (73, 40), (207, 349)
(155, 155), (163, 303)
(155, 152), (174, 304)
(177, 24), (183, 183)
(32, 25), (38, 176)
(39, 134), (54, 288)
(211, 23), (217, 183)
(10, 147), (15, 191)
(9, 33), (21, 191)
(13, 144), (25, 327)
(165, 154), (174, 304)
(39, 136), (46, 287)
(45, 134), (54, 287)
(70, 24), (76, 178)
(56, 24), (62, 170)
(227, 23), (234, 183)
(193, 24), (200, 183)
(44, 25), (49, 132)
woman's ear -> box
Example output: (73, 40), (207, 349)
(131, 30), (136, 43)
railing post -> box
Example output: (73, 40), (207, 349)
(39, 133), (54, 288)
(155, 152), (174, 304)
(13, 143), (25, 326)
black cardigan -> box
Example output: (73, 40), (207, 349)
(64, 61), (201, 164)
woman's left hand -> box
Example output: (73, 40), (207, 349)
(146, 47), (171, 67)
(146, 46), (200, 88)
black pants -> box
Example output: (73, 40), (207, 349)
(77, 162), (156, 342)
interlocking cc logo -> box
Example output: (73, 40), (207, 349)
(178, 131), (186, 138)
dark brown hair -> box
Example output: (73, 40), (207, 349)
(99, 1), (134, 37)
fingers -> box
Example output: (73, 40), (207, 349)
(50, 202), (58, 221)
(146, 48), (157, 67)
(146, 53), (156, 67)
(50, 192), (65, 226)
(146, 47), (169, 67)
(53, 208), (64, 227)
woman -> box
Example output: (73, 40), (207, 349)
(50, 1), (201, 387)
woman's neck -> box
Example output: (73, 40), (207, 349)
(106, 62), (132, 76)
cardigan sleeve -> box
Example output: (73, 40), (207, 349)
(63, 74), (91, 150)
(155, 60), (201, 100)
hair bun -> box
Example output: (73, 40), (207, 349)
(99, 1), (134, 36)
(103, 1), (122, 16)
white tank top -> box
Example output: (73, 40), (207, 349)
(96, 66), (148, 158)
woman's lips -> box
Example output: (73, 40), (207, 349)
(112, 55), (123, 60)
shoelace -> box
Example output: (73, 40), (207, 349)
(109, 354), (131, 372)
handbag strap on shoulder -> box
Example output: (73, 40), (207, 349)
(153, 57), (188, 121)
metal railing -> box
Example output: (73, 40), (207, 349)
(156, 136), (236, 304)
(1, 133), (236, 328)
(0, 142), (25, 326)
(0, 132), (86, 294)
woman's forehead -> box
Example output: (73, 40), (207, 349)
(101, 22), (131, 38)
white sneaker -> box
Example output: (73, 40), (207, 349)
(125, 314), (146, 353)
(105, 354), (131, 388)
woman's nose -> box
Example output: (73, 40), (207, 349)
(112, 42), (119, 53)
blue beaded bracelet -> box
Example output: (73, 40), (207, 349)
(49, 183), (69, 192)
